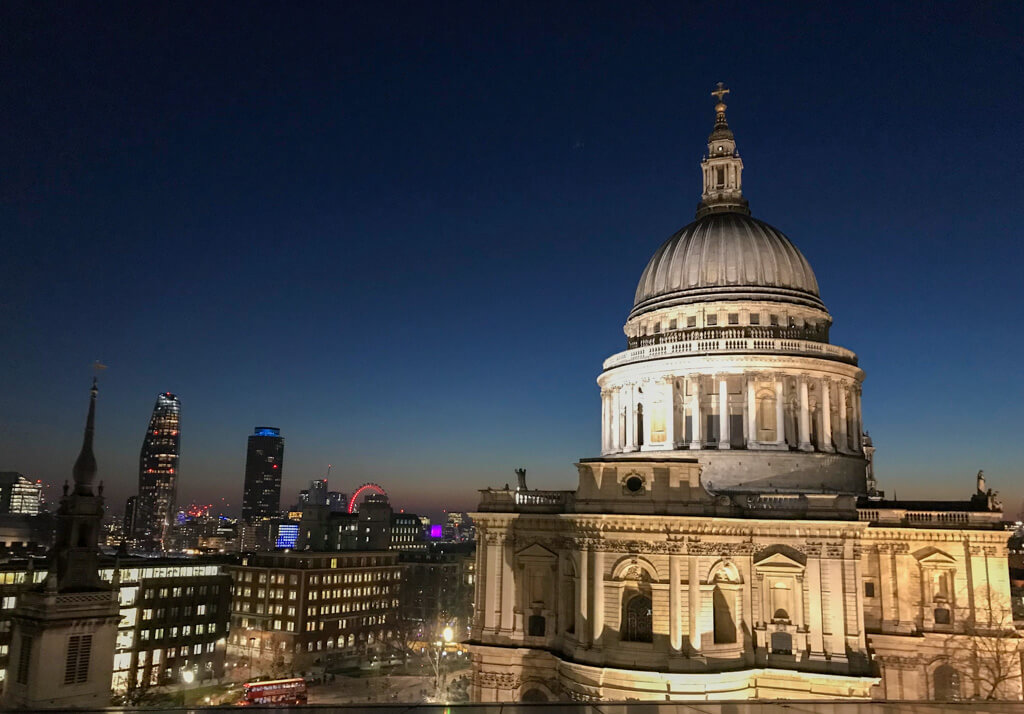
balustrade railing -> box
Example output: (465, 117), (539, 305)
(627, 325), (830, 350)
(478, 488), (574, 512)
(604, 335), (857, 370)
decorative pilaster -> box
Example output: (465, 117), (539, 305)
(853, 386), (863, 450)
(688, 556), (701, 651)
(591, 548), (605, 646)
(577, 544), (590, 646)
(500, 538), (514, 634)
(669, 554), (682, 652)
(484, 537), (500, 631)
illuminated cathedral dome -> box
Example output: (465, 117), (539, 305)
(597, 83), (867, 496)
(630, 212), (824, 320)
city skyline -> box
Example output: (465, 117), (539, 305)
(2, 3), (1023, 518)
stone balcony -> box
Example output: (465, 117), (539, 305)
(604, 334), (858, 370)
(477, 488), (574, 514)
(857, 499), (1004, 529)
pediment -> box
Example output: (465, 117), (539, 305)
(753, 546), (807, 571)
(914, 547), (957, 566)
(516, 543), (557, 561)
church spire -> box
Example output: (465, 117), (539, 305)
(72, 378), (99, 495)
(51, 378), (108, 592)
(696, 82), (750, 219)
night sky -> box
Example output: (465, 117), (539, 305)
(2, 2), (1023, 520)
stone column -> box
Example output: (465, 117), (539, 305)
(664, 379), (675, 449)
(577, 544), (590, 646)
(774, 377), (785, 445)
(611, 388), (621, 452)
(600, 390), (609, 453)
(669, 553), (682, 652)
(718, 375), (731, 449)
(591, 549), (605, 646)
(798, 376), (813, 451)
(807, 556), (825, 657)
(820, 378), (833, 452)
(688, 556), (701, 651)
(837, 383), (849, 453)
(746, 374), (757, 448)
(689, 375), (702, 449)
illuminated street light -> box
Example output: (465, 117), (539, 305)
(442, 626), (454, 643)
(181, 670), (195, 684)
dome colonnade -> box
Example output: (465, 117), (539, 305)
(599, 367), (863, 456)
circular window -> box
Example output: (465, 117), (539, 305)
(625, 476), (644, 493)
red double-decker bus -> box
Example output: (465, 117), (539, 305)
(238, 678), (308, 706)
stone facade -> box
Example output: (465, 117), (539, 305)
(470, 488), (1019, 701)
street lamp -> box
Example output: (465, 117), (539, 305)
(247, 636), (257, 681)
(428, 623), (456, 702)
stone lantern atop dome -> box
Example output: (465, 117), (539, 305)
(697, 83), (749, 219)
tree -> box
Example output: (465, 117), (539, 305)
(941, 597), (1024, 700)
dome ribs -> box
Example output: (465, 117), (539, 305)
(629, 213), (826, 320)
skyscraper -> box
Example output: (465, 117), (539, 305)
(241, 427), (284, 522)
(134, 392), (181, 546)
(308, 478), (327, 506)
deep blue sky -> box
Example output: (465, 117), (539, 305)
(2, 2), (1022, 520)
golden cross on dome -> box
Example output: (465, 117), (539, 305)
(711, 82), (729, 103)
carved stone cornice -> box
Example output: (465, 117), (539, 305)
(474, 671), (521, 690)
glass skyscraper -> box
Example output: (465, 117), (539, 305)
(241, 426), (285, 523)
(134, 392), (181, 546)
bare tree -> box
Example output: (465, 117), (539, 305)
(942, 595), (1024, 700)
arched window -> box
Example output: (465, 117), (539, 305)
(934, 663), (960, 701)
(521, 688), (549, 702)
(713, 586), (736, 644)
(623, 593), (653, 643)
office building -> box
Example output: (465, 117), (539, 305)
(134, 393), (181, 546)
(227, 550), (401, 672)
(0, 474), (42, 516)
(241, 427), (285, 523)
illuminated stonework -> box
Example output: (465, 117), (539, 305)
(468, 87), (1023, 703)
